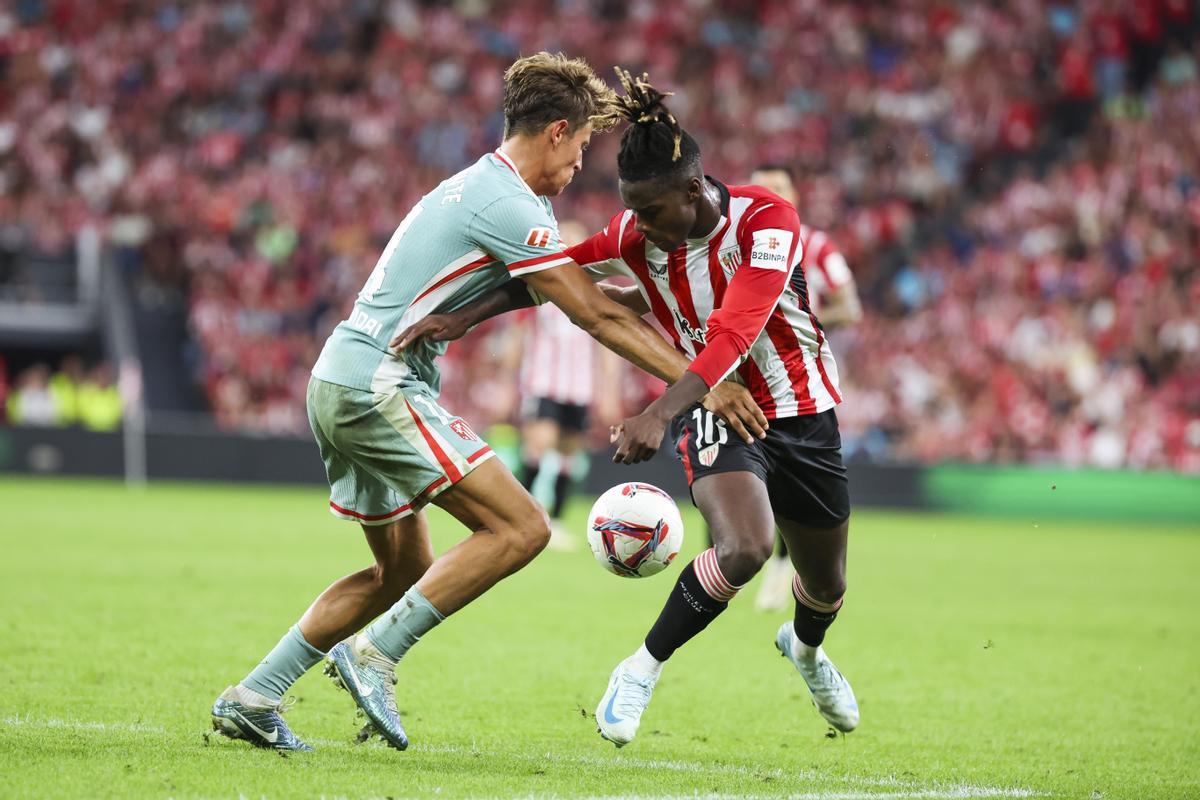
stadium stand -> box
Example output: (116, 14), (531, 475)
(1, 0), (1196, 469)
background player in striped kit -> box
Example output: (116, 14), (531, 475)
(747, 164), (863, 612)
(511, 220), (622, 551)
(394, 71), (859, 748)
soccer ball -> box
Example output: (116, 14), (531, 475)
(586, 482), (684, 578)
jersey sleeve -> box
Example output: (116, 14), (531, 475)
(687, 203), (804, 388)
(469, 194), (573, 277)
(810, 231), (853, 290)
(566, 212), (629, 281)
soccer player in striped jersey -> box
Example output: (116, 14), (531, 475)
(395, 71), (858, 747)
(211, 54), (766, 753)
(747, 164), (862, 612)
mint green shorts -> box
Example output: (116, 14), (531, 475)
(306, 377), (494, 525)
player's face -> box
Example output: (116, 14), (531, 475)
(619, 175), (699, 253)
(749, 169), (797, 206)
(542, 121), (593, 196)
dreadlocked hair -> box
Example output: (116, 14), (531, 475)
(600, 67), (701, 182)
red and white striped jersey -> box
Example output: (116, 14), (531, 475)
(799, 225), (853, 315)
(519, 303), (597, 407)
(567, 180), (841, 420)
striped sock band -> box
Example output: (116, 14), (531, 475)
(793, 573), (843, 613)
(693, 548), (742, 603)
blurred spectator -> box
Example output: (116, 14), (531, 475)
(3, 359), (123, 430)
(0, 0), (1195, 470)
(6, 364), (57, 427)
(77, 363), (122, 431)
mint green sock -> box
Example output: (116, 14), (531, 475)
(364, 587), (445, 662)
(242, 625), (325, 703)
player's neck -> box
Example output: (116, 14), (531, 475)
(497, 136), (546, 195)
(688, 178), (723, 240)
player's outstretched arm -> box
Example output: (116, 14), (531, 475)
(390, 279), (534, 351)
(522, 261), (687, 383)
(390, 268), (766, 446)
(524, 262), (767, 446)
(597, 282), (651, 314)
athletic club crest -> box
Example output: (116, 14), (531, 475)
(718, 246), (742, 277)
(698, 443), (720, 467)
(450, 419), (479, 441)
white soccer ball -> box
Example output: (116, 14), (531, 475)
(586, 482), (684, 578)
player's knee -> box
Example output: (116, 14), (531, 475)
(497, 504), (551, 564)
(714, 537), (774, 586)
(802, 575), (846, 605)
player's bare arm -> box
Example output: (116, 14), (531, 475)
(819, 280), (863, 328)
(392, 273), (767, 444)
(597, 282), (650, 314)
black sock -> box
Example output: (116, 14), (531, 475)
(644, 562), (728, 661)
(520, 461), (540, 493)
(550, 471), (571, 519)
(793, 601), (839, 647)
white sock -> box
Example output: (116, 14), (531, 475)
(234, 683), (278, 709)
(626, 643), (664, 679)
(790, 635), (821, 664)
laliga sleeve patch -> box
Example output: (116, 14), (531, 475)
(525, 226), (558, 248)
(748, 228), (795, 271)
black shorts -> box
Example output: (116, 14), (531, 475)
(523, 396), (589, 433)
(671, 406), (851, 528)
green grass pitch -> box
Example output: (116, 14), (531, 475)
(0, 476), (1197, 799)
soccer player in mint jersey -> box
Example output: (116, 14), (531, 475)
(211, 53), (767, 753)
(395, 71), (858, 747)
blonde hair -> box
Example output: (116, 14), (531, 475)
(502, 52), (620, 137)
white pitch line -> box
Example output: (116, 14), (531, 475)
(410, 743), (1042, 798)
(0, 717), (1043, 799)
(1, 714), (166, 734)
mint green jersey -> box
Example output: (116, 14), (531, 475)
(312, 149), (571, 395)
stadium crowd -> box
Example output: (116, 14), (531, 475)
(1, 0), (1197, 470)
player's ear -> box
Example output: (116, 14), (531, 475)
(686, 175), (704, 202)
(546, 119), (570, 145)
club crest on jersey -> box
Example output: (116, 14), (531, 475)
(450, 419), (479, 442)
(525, 227), (556, 249)
(698, 443), (720, 467)
(717, 245), (742, 277)
(749, 228), (795, 271)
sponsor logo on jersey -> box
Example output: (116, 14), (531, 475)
(749, 228), (794, 271)
(648, 258), (669, 279)
(525, 227), (557, 248)
(450, 419), (479, 441)
(673, 309), (707, 345)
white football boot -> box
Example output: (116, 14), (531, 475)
(775, 622), (859, 732)
(595, 658), (658, 747)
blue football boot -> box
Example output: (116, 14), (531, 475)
(324, 635), (409, 750)
(211, 685), (313, 751)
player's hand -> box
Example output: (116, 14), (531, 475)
(390, 313), (471, 352)
(702, 381), (768, 443)
(610, 409), (670, 465)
